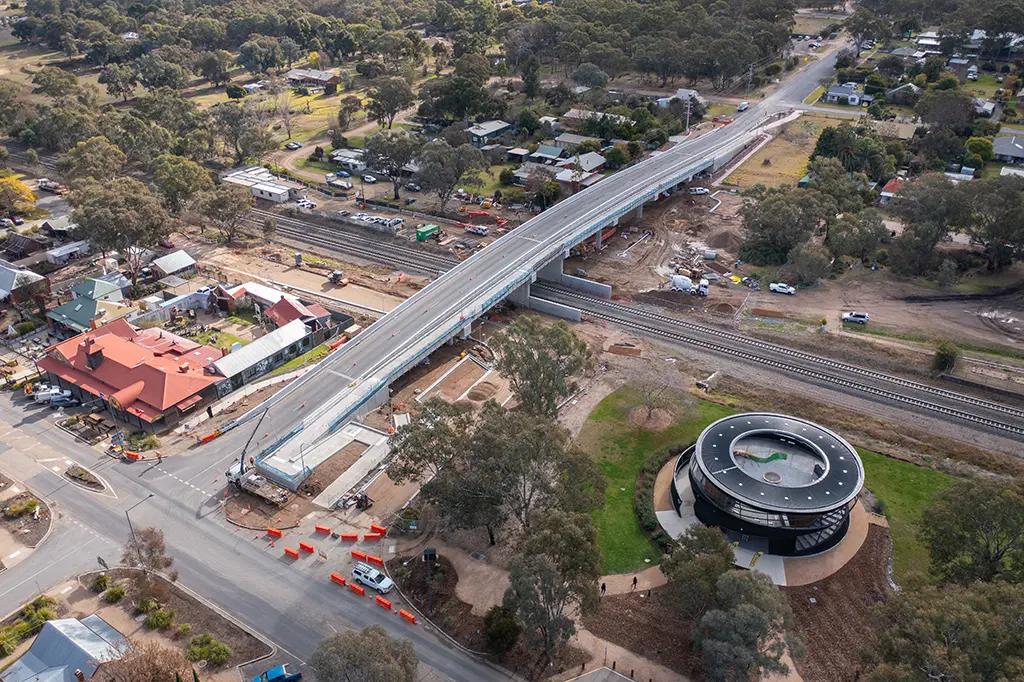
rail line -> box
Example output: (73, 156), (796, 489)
(533, 284), (1024, 437)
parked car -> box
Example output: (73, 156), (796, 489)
(10, 215), (23, 225)
(284, 141), (302, 150)
(335, 170), (351, 178)
(34, 388), (72, 404)
(336, 210), (350, 217)
(841, 311), (870, 325)
(362, 175), (377, 183)
(687, 187), (710, 195)
(50, 395), (80, 408)
(736, 101), (750, 112)
(405, 182), (421, 191)
(769, 282), (796, 295)
(0, 218), (14, 228)
(251, 664), (302, 682)
(352, 561), (394, 594)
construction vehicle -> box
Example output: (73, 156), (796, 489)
(464, 224), (489, 236)
(416, 224), (440, 241)
(329, 270), (349, 286)
(224, 412), (291, 506)
(36, 178), (66, 194)
(251, 664), (302, 682)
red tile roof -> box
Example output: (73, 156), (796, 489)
(264, 296), (330, 328)
(881, 177), (904, 194)
(37, 318), (224, 423)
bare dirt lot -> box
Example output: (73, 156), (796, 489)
(725, 114), (848, 189)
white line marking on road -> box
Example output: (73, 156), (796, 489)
(50, 466), (60, 473)
(7, 550), (21, 559)
(0, 539), (101, 600)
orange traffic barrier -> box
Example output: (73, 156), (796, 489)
(330, 573), (347, 586)
(329, 337), (347, 350)
(351, 549), (367, 561)
(375, 595), (392, 610)
(314, 524), (331, 534)
(370, 524), (388, 535)
(298, 541), (314, 553)
(199, 430), (221, 443)
(340, 532), (358, 541)
(124, 451), (142, 461)
(363, 532), (382, 541)
(399, 609), (417, 624)
(366, 555), (384, 567)
(348, 583), (365, 597)
(266, 528), (283, 538)
(284, 547), (300, 559)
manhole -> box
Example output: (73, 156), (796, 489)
(763, 471), (782, 484)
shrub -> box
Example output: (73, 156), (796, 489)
(634, 447), (687, 553)
(12, 321), (36, 336)
(91, 573), (109, 593)
(136, 597), (158, 614)
(103, 586), (125, 603)
(144, 608), (174, 630)
(4, 497), (38, 518)
(483, 605), (520, 656)
(933, 341), (960, 373)
(175, 623), (192, 638)
(187, 633), (232, 666)
(225, 84), (245, 99)
(126, 432), (160, 451)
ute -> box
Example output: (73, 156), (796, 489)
(251, 664), (302, 682)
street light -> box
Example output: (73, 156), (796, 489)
(125, 493), (154, 567)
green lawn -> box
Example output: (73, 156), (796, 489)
(267, 343), (331, 377)
(858, 449), (954, 582)
(226, 308), (259, 326)
(464, 163), (514, 196)
(842, 322), (1024, 361)
(802, 85), (825, 105)
(577, 388), (735, 574)
(191, 329), (247, 352)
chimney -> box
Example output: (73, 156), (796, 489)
(179, 361), (190, 373)
(74, 670), (85, 682)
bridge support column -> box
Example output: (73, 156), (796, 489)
(635, 204), (644, 220)
(537, 255), (565, 283)
(594, 228), (603, 250)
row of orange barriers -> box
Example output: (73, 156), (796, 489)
(328, 572), (416, 624)
(267, 526), (386, 542)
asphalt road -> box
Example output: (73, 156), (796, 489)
(0, 47), (841, 679)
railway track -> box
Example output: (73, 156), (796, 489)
(248, 208), (458, 275)
(533, 284), (1024, 438)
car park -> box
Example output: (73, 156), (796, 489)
(352, 561), (394, 594)
(841, 311), (870, 325)
(687, 187), (710, 195)
(769, 282), (796, 295)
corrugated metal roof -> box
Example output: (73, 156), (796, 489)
(212, 319), (310, 378)
(1, 616), (127, 682)
(151, 250), (196, 275)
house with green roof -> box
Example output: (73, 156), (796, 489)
(47, 297), (134, 337)
(70, 278), (123, 303)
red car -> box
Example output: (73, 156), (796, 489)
(159, 237), (175, 248)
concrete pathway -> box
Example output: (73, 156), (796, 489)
(600, 565), (667, 596)
(565, 629), (688, 682)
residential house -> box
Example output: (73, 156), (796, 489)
(973, 98), (997, 117)
(41, 215), (76, 239)
(73, 278), (125, 303)
(95, 270), (132, 295)
(879, 177), (905, 205)
(823, 82), (871, 106)
(2, 233), (47, 260)
(45, 240), (90, 266)
(538, 115), (561, 131)
(554, 132), (602, 152)
(467, 120), (512, 146)
(210, 319), (313, 390)
(994, 134), (1024, 164)
(0, 258), (48, 303)
(869, 119), (919, 141)
(885, 82), (922, 106)
(656, 87), (706, 108)
(222, 166), (306, 204)
(947, 57), (972, 80)
(285, 68), (339, 91)
(151, 250), (197, 278)
(264, 296), (333, 331)
(513, 162), (555, 186)
(556, 151), (606, 173)
(46, 297), (134, 338)
(1, 615), (127, 682)
(506, 147), (530, 163)
(888, 47), (926, 61)
(561, 109), (631, 130)
(553, 166), (602, 192)
(530, 144), (564, 163)
(329, 148), (367, 172)
(36, 318), (224, 430)
(915, 31), (942, 50)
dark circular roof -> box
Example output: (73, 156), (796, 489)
(693, 413), (863, 514)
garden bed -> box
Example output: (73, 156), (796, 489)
(0, 491), (50, 547)
(64, 464), (104, 491)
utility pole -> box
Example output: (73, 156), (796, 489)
(685, 96), (691, 133)
(125, 494), (154, 567)
(746, 64), (754, 92)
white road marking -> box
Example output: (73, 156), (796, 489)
(7, 550), (21, 559)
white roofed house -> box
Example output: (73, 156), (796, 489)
(1, 614), (128, 682)
(211, 319), (314, 390)
(222, 166), (306, 203)
(467, 120), (512, 146)
(150, 250), (197, 278)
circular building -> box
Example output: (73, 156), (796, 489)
(672, 413), (864, 556)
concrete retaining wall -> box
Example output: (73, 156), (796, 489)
(527, 296), (581, 321)
(560, 274), (612, 299)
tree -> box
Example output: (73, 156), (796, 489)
(572, 62), (609, 88)
(483, 606), (520, 656)
(521, 57), (540, 99)
(96, 639), (193, 680)
(0, 176), (36, 214)
(634, 361), (681, 421)
(806, 156), (871, 212)
(70, 177), (168, 285)
(31, 67), (79, 98)
(662, 524), (734, 619)
(309, 626), (416, 682)
(845, 9), (888, 56)
(867, 582), (1024, 682)
(133, 55), (190, 91)
(367, 77), (414, 129)
(787, 241), (831, 285)
(935, 257), (958, 288)
(503, 554), (580, 663)
(388, 398), (475, 482)
(916, 89), (976, 133)
(262, 217), (277, 240)
(739, 187), (832, 265)
(932, 340), (960, 373)
(525, 167), (560, 210)
(98, 63), (137, 102)
(490, 316), (591, 418)
(194, 185), (252, 243)
(198, 50), (233, 86)
(961, 176), (1024, 270)
(212, 101), (274, 164)
(695, 571), (799, 682)
(237, 35), (284, 75)
(890, 174), (966, 275)
(337, 95), (362, 130)
(364, 131), (423, 200)
(919, 478), (1024, 584)
(827, 209), (888, 260)
(414, 140), (486, 212)
(58, 136), (126, 183)
(152, 154), (212, 214)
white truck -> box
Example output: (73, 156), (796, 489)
(225, 461), (291, 506)
(669, 275), (710, 296)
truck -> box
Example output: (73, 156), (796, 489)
(36, 178), (66, 194)
(251, 664), (302, 682)
(669, 275), (709, 296)
(416, 224), (440, 241)
(225, 461), (291, 506)
(329, 269), (349, 286)
(464, 224), (489, 236)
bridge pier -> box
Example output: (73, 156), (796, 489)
(594, 228), (603, 250)
(635, 204), (644, 220)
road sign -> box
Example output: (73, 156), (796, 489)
(111, 431), (126, 447)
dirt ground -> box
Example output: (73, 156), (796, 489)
(784, 526), (892, 682)
(223, 490), (314, 530)
(298, 441), (367, 497)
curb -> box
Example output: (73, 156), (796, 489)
(222, 514), (300, 532)
(0, 470), (56, 550)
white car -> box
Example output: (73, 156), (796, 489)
(687, 187), (710, 195)
(769, 282), (796, 295)
(841, 311), (870, 325)
(362, 175), (377, 183)
(352, 561), (394, 594)
(284, 141), (302, 150)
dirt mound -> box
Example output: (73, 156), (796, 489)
(709, 302), (737, 316)
(629, 406), (672, 431)
(466, 381), (498, 401)
(707, 229), (742, 252)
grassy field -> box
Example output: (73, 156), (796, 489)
(726, 114), (846, 188)
(842, 321), (1024, 361)
(965, 73), (1002, 100)
(858, 449), (954, 582)
(191, 329), (247, 352)
(802, 85), (825, 105)
(267, 343), (331, 377)
(576, 387), (735, 574)
(463, 163), (515, 196)
(792, 14), (841, 36)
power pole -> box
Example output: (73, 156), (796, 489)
(685, 96), (692, 133)
(746, 64), (754, 92)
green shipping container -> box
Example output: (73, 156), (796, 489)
(416, 224), (440, 241)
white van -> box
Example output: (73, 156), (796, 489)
(737, 101), (750, 112)
(352, 561), (394, 594)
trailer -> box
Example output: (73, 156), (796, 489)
(416, 224), (441, 241)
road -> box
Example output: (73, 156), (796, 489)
(0, 48), (841, 679)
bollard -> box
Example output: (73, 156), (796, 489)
(314, 524), (331, 534)
(366, 555), (384, 567)
(351, 549), (367, 561)
(330, 573), (347, 586)
(370, 523), (388, 535)
(399, 609), (417, 624)
(348, 583), (365, 597)
(266, 528), (283, 538)
(340, 532), (358, 541)
(363, 532), (382, 541)
(375, 595), (392, 610)
(284, 547), (300, 559)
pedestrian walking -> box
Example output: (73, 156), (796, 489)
(631, 576), (638, 590)
(601, 582), (607, 596)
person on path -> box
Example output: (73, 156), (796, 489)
(632, 576), (638, 590)
(601, 582), (607, 596)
